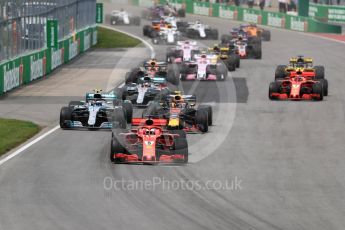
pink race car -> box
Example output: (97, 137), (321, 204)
(166, 40), (200, 63)
(178, 54), (228, 81)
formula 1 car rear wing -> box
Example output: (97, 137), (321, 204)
(85, 93), (117, 102)
(289, 57), (313, 64)
(132, 118), (167, 126)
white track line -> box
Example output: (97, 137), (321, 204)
(0, 125), (60, 166)
(0, 25), (155, 167)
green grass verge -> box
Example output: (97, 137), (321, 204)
(0, 118), (40, 157)
(94, 27), (142, 48)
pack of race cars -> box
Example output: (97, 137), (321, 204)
(58, 5), (330, 165)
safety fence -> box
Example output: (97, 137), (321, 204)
(130, 0), (342, 33)
(0, 0), (97, 95)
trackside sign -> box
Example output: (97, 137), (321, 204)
(242, 9), (262, 24)
(267, 13), (285, 28)
(219, 5), (237, 20)
(3, 64), (22, 92)
(47, 19), (58, 49)
(193, 2), (209, 16)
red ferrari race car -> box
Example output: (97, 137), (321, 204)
(274, 56), (328, 96)
(269, 75), (324, 101)
(110, 113), (188, 164)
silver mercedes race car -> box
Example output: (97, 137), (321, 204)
(59, 90), (133, 129)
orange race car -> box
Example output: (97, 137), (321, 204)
(143, 19), (173, 38)
(241, 24), (271, 41)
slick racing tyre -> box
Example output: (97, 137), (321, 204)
(319, 79), (328, 96)
(221, 34), (232, 44)
(167, 69), (179, 86)
(262, 30), (271, 41)
(210, 29), (219, 40)
(314, 66), (325, 79)
(234, 54), (240, 68)
(275, 65), (287, 80)
(122, 102), (133, 123)
(195, 110), (209, 133)
(268, 81), (281, 100)
(198, 105), (213, 126)
(312, 83), (324, 101)
(112, 108), (127, 129)
(110, 137), (126, 163)
(60, 107), (72, 129)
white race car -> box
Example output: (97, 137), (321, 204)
(59, 90), (133, 129)
(166, 40), (200, 63)
(184, 21), (219, 40)
(110, 10), (141, 26)
(152, 26), (181, 45)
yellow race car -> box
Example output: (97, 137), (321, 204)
(208, 45), (240, 71)
(275, 56), (325, 80)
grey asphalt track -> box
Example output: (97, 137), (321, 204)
(1, 3), (345, 230)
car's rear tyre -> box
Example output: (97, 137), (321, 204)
(122, 102), (133, 123)
(125, 67), (140, 84)
(275, 65), (287, 80)
(254, 46), (262, 59)
(319, 79), (328, 96)
(195, 110), (208, 133)
(262, 30), (271, 41)
(314, 65), (325, 79)
(198, 105), (213, 126)
(112, 108), (127, 129)
(210, 29), (219, 40)
(221, 34), (232, 44)
(167, 69), (179, 86)
(234, 54), (240, 68)
(60, 107), (72, 129)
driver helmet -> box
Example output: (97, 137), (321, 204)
(213, 44), (220, 52)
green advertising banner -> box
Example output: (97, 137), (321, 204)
(0, 26), (97, 95)
(96, 3), (104, 23)
(262, 11), (285, 28)
(192, 1), (210, 16)
(139, 0), (155, 7)
(141, 0), (341, 33)
(47, 19), (58, 49)
(285, 15), (308, 32)
(217, 4), (238, 20)
(239, 8), (262, 24)
(1, 59), (23, 93)
(309, 3), (345, 22)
